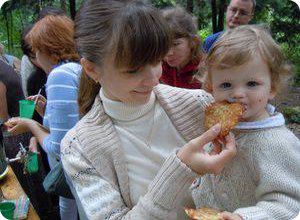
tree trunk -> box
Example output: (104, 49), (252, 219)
(69, 0), (76, 20)
(9, 11), (13, 53)
(217, 0), (227, 32)
(186, 0), (193, 13)
(211, 0), (218, 33)
(60, 0), (67, 13)
(4, 12), (11, 53)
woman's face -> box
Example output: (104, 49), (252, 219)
(164, 37), (192, 70)
(95, 56), (162, 105)
(36, 50), (54, 74)
(28, 53), (41, 68)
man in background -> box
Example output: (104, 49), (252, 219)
(203, 0), (255, 53)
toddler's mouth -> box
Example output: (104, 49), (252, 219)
(226, 98), (248, 110)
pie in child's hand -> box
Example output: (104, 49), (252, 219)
(184, 207), (224, 220)
(204, 101), (244, 138)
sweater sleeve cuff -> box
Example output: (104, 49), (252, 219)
(147, 151), (198, 209)
(234, 207), (269, 220)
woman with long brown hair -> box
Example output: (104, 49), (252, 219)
(59, 1), (237, 219)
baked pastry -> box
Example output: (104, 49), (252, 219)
(184, 207), (223, 220)
(204, 101), (244, 137)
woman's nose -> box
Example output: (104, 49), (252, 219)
(166, 47), (174, 57)
(143, 64), (162, 86)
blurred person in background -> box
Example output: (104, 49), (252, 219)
(160, 6), (203, 89)
(20, 6), (65, 97)
(6, 15), (80, 220)
(203, 0), (255, 53)
(0, 42), (21, 74)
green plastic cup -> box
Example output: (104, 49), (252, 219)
(25, 151), (38, 174)
(19, 100), (35, 119)
(0, 201), (15, 219)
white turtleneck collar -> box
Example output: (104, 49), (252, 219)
(99, 88), (156, 122)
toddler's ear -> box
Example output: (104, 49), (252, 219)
(204, 82), (213, 93)
(269, 88), (277, 100)
(269, 87), (277, 101)
(201, 73), (213, 93)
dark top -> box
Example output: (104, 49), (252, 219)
(27, 67), (47, 124)
(0, 60), (24, 117)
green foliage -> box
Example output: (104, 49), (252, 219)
(252, 0), (300, 86)
(282, 106), (300, 124)
(198, 28), (212, 42)
(281, 43), (300, 86)
(151, 0), (176, 8)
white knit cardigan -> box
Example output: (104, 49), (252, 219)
(61, 84), (213, 219)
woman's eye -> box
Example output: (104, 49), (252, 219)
(126, 68), (141, 74)
(247, 81), (258, 87)
(220, 82), (231, 89)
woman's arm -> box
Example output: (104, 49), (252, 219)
(61, 124), (236, 219)
(6, 117), (49, 147)
(42, 64), (80, 157)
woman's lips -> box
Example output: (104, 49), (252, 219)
(134, 90), (152, 95)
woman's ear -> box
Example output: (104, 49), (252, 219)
(80, 58), (100, 83)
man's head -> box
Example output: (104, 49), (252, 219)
(226, 0), (255, 29)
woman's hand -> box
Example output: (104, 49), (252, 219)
(28, 136), (39, 153)
(177, 123), (236, 176)
(5, 117), (33, 135)
(219, 212), (243, 220)
(27, 95), (46, 117)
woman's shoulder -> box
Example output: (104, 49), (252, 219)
(50, 62), (81, 76)
(156, 83), (212, 97)
(155, 84), (214, 106)
(48, 62), (82, 84)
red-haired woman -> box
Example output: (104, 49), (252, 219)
(5, 15), (80, 220)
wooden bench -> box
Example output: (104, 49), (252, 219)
(0, 166), (40, 220)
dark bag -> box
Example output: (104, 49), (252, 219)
(43, 161), (74, 199)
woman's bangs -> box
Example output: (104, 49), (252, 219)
(114, 2), (171, 69)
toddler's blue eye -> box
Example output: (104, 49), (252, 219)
(220, 82), (231, 88)
(247, 81), (258, 87)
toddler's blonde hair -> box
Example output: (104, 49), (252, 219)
(205, 24), (292, 93)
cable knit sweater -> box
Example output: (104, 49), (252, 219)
(61, 84), (213, 219)
(192, 107), (300, 220)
